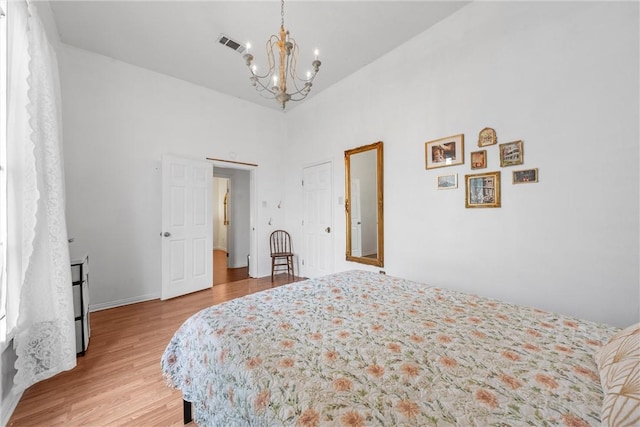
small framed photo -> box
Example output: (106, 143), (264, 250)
(425, 134), (464, 169)
(478, 127), (497, 147)
(437, 173), (458, 190)
(465, 171), (501, 208)
(499, 140), (524, 167)
(513, 168), (538, 184)
(470, 150), (487, 169)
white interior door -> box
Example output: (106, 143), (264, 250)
(302, 162), (333, 278)
(161, 154), (213, 300)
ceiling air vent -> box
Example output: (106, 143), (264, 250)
(217, 34), (245, 54)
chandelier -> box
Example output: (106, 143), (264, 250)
(243, 0), (321, 110)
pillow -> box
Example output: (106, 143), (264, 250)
(594, 323), (640, 427)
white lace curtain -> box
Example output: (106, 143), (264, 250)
(8, 1), (76, 392)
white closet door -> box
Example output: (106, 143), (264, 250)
(302, 162), (333, 278)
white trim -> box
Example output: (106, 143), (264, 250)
(1, 387), (22, 427)
(88, 293), (158, 313)
(208, 159), (258, 278)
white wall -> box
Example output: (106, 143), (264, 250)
(59, 45), (286, 309)
(284, 1), (639, 328)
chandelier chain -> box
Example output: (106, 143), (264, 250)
(281, 0), (285, 27)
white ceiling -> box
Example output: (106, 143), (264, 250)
(48, 1), (470, 112)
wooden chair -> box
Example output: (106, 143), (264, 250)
(270, 230), (294, 281)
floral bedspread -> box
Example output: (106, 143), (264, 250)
(161, 270), (617, 426)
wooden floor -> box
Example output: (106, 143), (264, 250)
(212, 250), (248, 286)
(7, 273), (304, 426)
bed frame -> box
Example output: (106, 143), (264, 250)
(183, 399), (192, 424)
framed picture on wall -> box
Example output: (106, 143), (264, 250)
(465, 171), (501, 208)
(499, 140), (524, 167)
(478, 127), (497, 147)
(470, 150), (487, 169)
(437, 173), (458, 189)
(425, 134), (464, 169)
(513, 168), (538, 184)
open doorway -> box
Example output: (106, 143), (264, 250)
(213, 167), (251, 285)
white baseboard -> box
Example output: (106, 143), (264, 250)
(1, 388), (23, 427)
(228, 262), (248, 269)
(213, 246), (227, 252)
(89, 293), (159, 313)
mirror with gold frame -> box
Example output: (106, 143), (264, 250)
(345, 141), (383, 267)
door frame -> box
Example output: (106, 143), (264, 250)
(209, 159), (258, 278)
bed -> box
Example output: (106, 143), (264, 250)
(161, 270), (638, 426)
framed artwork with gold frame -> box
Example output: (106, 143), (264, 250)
(513, 168), (538, 184)
(478, 127), (497, 147)
(465, 171), (501, 208)
(425, 134), (464, 169)
(470, 150), (487, 169)
(500, 140), (524, 167)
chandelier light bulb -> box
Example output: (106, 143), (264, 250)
(246, 42), (251, 54)
(314, 49), (319, 60)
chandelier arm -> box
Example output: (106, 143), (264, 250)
(246, 36), (279, 85)
(287, 52), (311, 95)
(286, 37), (319, 84)
(287, 37), (298, 78)
(248, 64), (276, 81)
(285, 36), (319, 98)
(283, 40), (309, 96)
(287, 82), (313, 98)
(266, 36), (277, 75)
(249, 70), (275, 80)
(286, 36), (307, 82)
(284, 46), (297, 90)
(256, 88), (279, 99)
(253, 78), (277, 95)
(288, 80), (310, 97)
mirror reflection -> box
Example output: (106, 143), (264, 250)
(345, 141), (383, 267)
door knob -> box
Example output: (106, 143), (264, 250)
(325, 227), (331, 233)
(163, 232), (171, 237)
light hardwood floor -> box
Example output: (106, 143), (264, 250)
(212, 250), (248, 286)
(7, 274), (304, 426)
